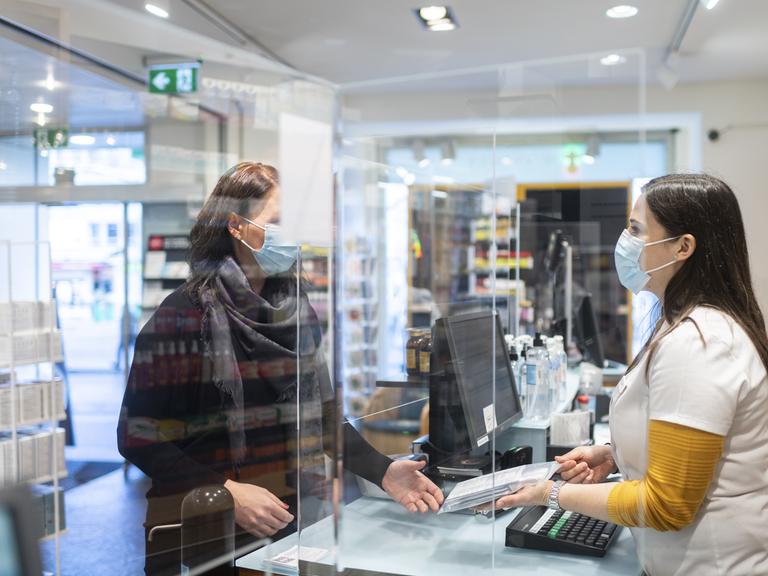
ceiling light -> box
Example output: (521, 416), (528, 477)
(106, 135), (117, 146)
(501, 157), (513, 166)
(0, 162), (7, 171)
(30, 102), (53, 114)
(428, 18), (456, 31)
(418, 158), (431, 168)
(419, 6), (447, 21)
(35, 113), (47, 127)
(606, 5), (638, 18)
(70, 134), (95, 146)
(582, 154), (596, 165)
(702, 0), (720, 9)
(395, 166), (410, 179)
(403, 173), (416, 186)
(144, 3), (169, 18)
(415, 6), (457, 31)
(600, 54), (627, 66)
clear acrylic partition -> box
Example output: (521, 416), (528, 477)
(0, 15), (338, 576)
(333, 50), (652, 575)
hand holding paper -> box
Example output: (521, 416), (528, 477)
(439, 461), (561, 514)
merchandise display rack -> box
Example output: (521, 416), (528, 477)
(341, 238), (379, 418)
(141, 234), (190, 326)
(0, 240), (67, 576)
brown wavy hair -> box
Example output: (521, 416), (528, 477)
(186, 162), (278, 298)
(627, 173), (768, 376)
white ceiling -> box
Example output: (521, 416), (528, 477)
(190, 0), (768, 88)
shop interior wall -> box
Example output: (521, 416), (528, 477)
(343, 77), (768, 321)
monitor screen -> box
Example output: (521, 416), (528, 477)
(444, 311), (523, 449)
(0, 506), (23, 576)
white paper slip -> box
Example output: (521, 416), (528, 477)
(265, 545), (328, 569)
(438, 460), (561, 514)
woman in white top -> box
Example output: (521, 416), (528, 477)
(492, 174), (768, 575)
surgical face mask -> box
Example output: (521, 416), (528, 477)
(238, 216), (297, 276)
(614, 229), (680, 294)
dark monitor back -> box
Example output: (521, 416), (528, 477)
(575, 293), (604, 367)
(428, 311), (523, 458)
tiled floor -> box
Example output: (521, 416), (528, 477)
(65, 370), (125, 462)
(40, 465), (149, 576)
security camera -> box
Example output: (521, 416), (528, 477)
(707, 129), (720, 142)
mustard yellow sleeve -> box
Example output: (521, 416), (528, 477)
(607, 419), (724, 532)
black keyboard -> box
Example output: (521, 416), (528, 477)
(505, 506), (622, 557)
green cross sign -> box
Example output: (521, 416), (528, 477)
(148, 64), (199, 94)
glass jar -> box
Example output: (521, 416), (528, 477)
(419, 333), (432, 376)
(406, 328), (426, 376)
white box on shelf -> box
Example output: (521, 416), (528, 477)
(0, 303), (11, 334)
(18, 432), (36, 483)
(40, 378), (65, 421)
(34, 430), (53, 482)
(54, 427), (66, 477)
(17, 382), (43, 424)
(0, 435), (13, 487)
(12, 301), (38, 333)
(0, 385), (11, 429)
(37, 301), (54, 331)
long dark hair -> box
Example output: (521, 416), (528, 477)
(628, 173), (768, 375)
(186, 161), (278, 298)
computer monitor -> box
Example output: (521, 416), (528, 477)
(428, 311), (523, 457)
(575, 293), (604, 367)
(0, 486), (42, 576)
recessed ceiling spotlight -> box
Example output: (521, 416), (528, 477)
(702, 0), (720, 9)
(70, 134), (96, 146)
(606, 5), (638, 18)
(600, 53), (627, 66)
(415, 6), (458, 31)
(419, 6), (447, 21)
(428, 18), (456, 32)
(106, 135), (117, 146)
(0, 161), (7, 171)
(145, 3), (169, 18)
(30, 102), (53, 114)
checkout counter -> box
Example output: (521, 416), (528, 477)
(235, 349), (638, 575)
(236, 496), (641, 575)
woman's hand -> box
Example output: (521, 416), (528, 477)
(224, 479), (294, 538)
(381, 460), (445, 513)
(476, 480), (553, 512)
(555, 445), (617, 484)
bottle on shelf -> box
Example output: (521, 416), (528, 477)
(526, 333), (551, 421)
(508, 344), (523, 409)
(554, 335), (568, 402)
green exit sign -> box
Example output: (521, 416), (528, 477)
(148, 64), (199, 94)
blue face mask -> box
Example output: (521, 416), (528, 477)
(239, 216), (297, 276)
(614, 229), (680, 294)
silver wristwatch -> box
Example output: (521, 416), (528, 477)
(547, 480), (566, 510)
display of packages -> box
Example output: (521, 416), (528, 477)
(0, 378), (65, 428)
(0, 428), (66, 488)
(0, 330), (63, 367)
(0, 301), (55, 334)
